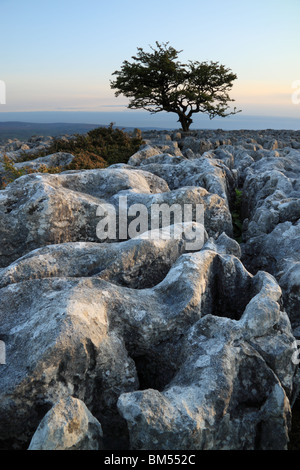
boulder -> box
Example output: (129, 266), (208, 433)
(1, 128), (300, 451)
(0, 244), (296, 449)
(238, 148), (300, 330)
(128, 143), (182, 166)
(28, 397), (103, 450)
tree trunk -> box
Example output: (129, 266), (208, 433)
(177, 113), (193, 132)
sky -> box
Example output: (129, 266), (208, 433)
(0, 0), (299, 128)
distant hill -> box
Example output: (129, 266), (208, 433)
(0, 122), (106, 142)
(0, 121), (171, 142)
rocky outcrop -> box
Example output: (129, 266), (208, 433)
(128, 141), (183, 166)
(14, 152), (76, 171)
(28, 397), (103, 450)
(0, 168), (231, 267)
(0, 134), (77, 162)
(0, 222), (206, 290)
(119, 318), (293, 450)
(131, 156), (236, 207)
(0, 128), (299, 450)
(0, 239), (296, 449)
(137, 130), (300, 336)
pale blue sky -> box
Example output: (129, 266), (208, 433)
(0, 0), (300, 126)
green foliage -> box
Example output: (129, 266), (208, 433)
(15, 124), (144, 168)
(231, 188), (243, 243)
(111, 42), (241, 131)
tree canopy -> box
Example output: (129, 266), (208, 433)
(110, 42), (241, 132)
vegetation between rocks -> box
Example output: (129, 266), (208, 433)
(0, 124), (144, 189)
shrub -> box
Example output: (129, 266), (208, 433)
(15, 123), (144, 168)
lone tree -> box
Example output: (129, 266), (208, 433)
(110, 42), (241, 132)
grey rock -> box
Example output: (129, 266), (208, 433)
(136, 157), (236, 206)
(128, 143), (182, 166)
(118, 264), (296, 450)
(1, 245), (295, 449)
(203, 231), (242, 258)
(0, 222), (207, 290)
(238, 147), (300, 330)
(181, 137), (214, 155)
(243, 221), (300, 330)
(0, 276), (139, 448)
(140, 153), (186, 166)
(128, 145), (162, 166)
(28, 396), (103, 450)
(0, 169), (231, 268)
(14, 152), (75, 171)
(0, 168), (169, 267)
(1, 128), (300, 451)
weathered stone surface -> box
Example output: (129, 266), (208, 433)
(0, 167), (168, 267)
(118, 264), (296, 450)
(113, 186), (232, 239)
(128, 142), (183, 166)
(0, 222), (206, 290)
(242, 221), (300, 331)
(140, 153), (186, 166)
(180, 136), (214, 155)
(0, 242), (296, 449)
(128, 156), (236, 206)
(202, 231), (242, 258)
(238, 147), (300, 330)
(14, 152), (76, 171)
(28, 396), (103, 450)
(127, 144), (162, 166)
(0, 169), (231, 268)
(0, 276), (139, 449)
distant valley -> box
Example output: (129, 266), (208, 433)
(0, 121), (105, 142)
